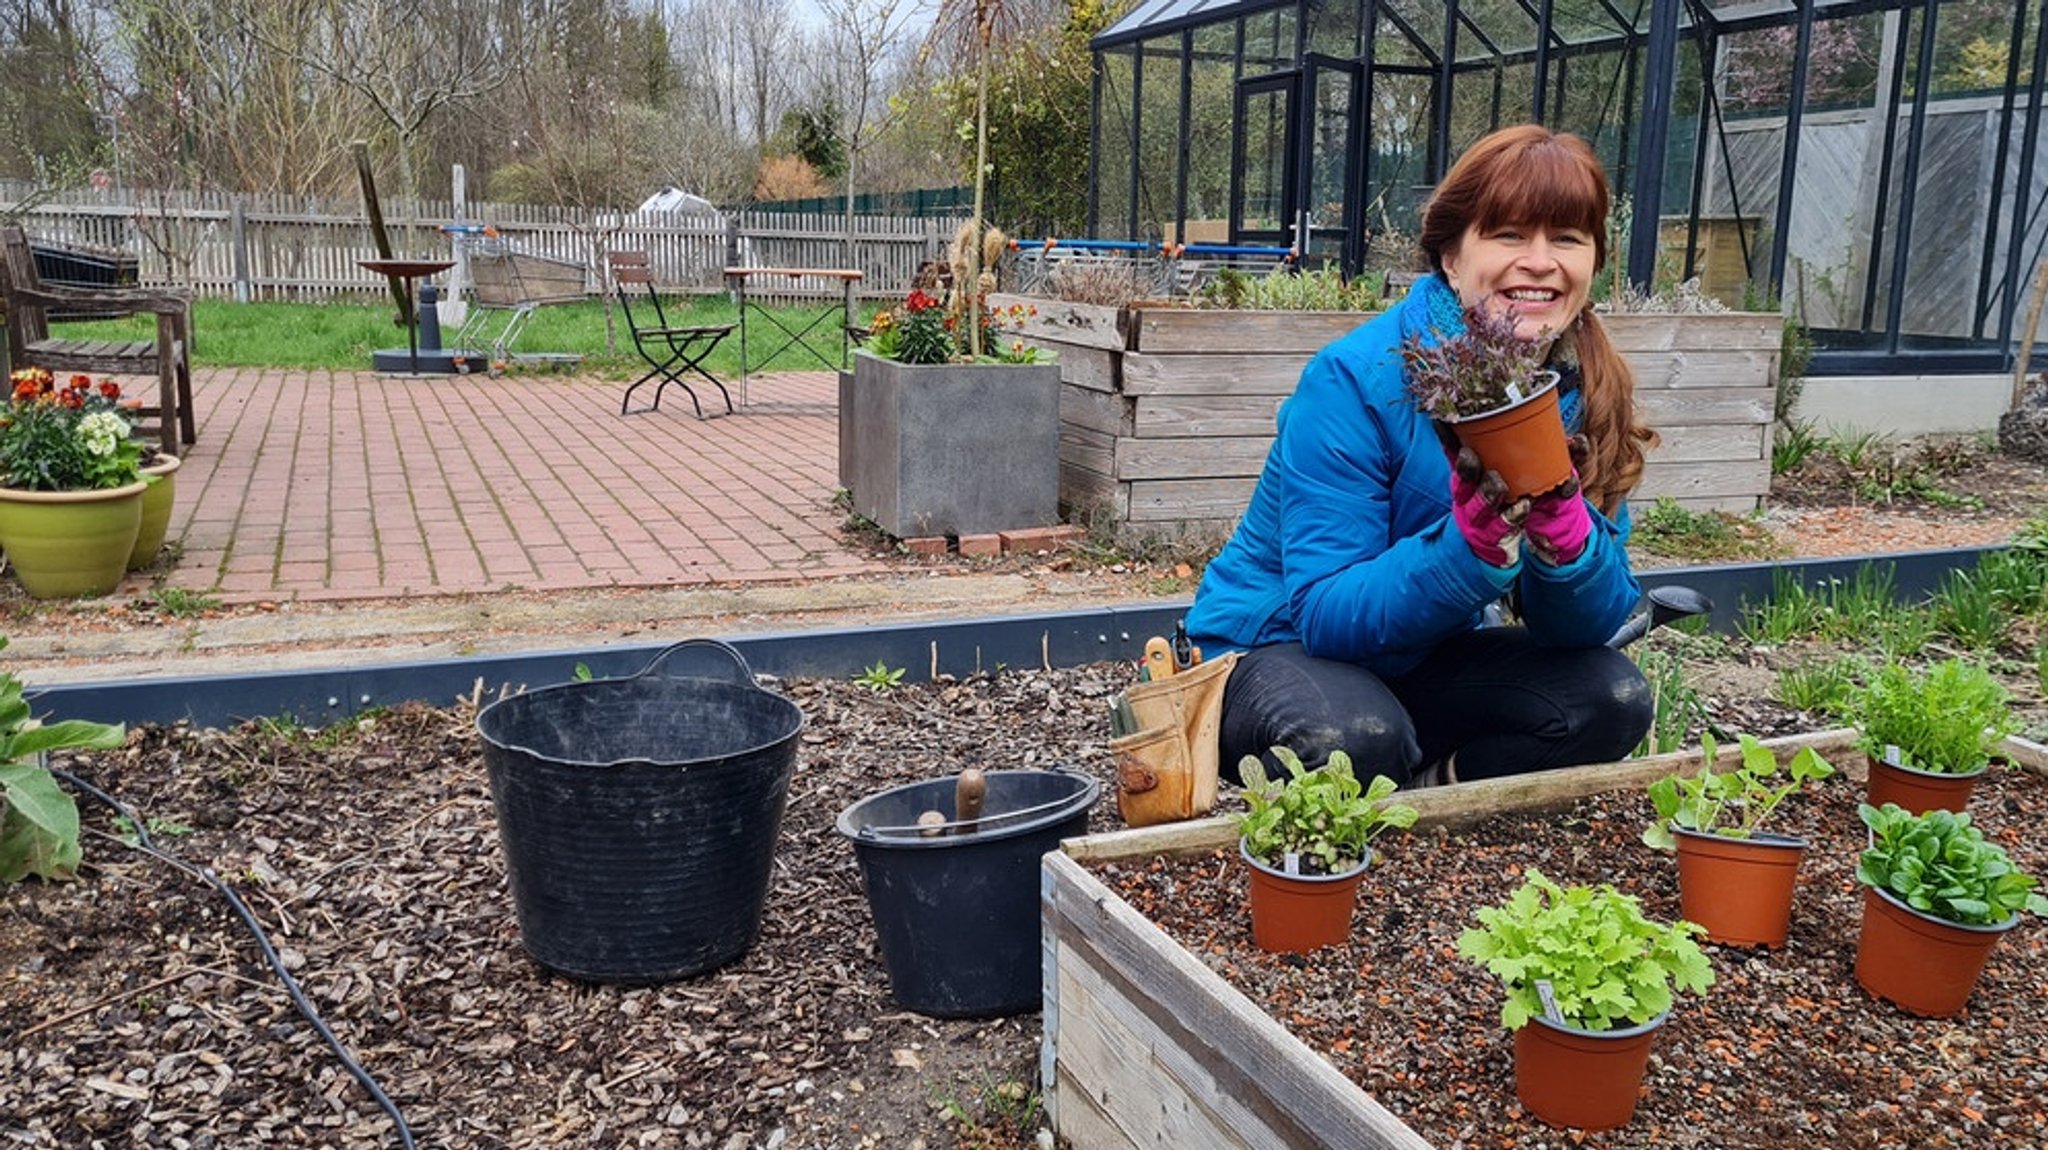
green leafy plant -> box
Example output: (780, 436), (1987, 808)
(855, 661), (906, 692)
(1234, 746), (1417, 876)
(1772, 420), (1821, 474)
(865, 289), (1049, 366)
(1931, 567), (2013, 652)
(1774, 654), (1866, 716)
(0, 637), (127, 882)
(1196, 266), (1385, 311)
(1630, 644), (1706, 757)
(1456, 868), (1714, 1032)
(1857, 803), (2048, 926)
(866, 288), (955, 364)
(149, 586), (220, 618)
(1631, 498), (1782, 563)
(1400, 299), (1553, 420)
(0, 367), (145, 492)
(112, 814), (193, 848)
(1642, 732), (1835, 849)
(1848, 657), (2016, 775)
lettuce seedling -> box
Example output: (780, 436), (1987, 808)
(1457, 868), (1714, 1032)
(1235, 747), (1417, 876)
(1856, 803), (2048, 927)
(1642, 732), (1835, 850)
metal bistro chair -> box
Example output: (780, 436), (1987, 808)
(606, 250), (733, 418)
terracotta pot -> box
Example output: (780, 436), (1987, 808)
(1864, 751), (1983, 815)
(1855, 885), (2016, 1017)
(0, 480), (146, 599)
(1512, 1012), (1665, 1130)
(1444, 371), (1572, 500)
(1240, 838), (1367, 954)
(1673, 828), (1806, 948)
(128, 453), (182, 570)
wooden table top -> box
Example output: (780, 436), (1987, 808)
(723, 267), (863, 281)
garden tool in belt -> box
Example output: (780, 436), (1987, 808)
(1108, 629), (1237, 828)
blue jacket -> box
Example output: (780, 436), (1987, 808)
(1184, 274), (1641, 676)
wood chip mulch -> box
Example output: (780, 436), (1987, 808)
(2, 667), (1132, 1150)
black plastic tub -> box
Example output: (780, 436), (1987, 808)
(474, 639), (803, 984)
(836, 769), (1100, 1017)
(31, 239), (140, 322)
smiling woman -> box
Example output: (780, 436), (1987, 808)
(1184, 122), (1658, 797)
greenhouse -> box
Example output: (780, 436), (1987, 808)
(1089, 0), (2047, 372)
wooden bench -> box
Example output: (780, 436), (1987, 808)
(0, 225), (195, 456)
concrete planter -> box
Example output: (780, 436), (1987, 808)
(992, 293), (1780, 543)
(838, 350), (1061, 538)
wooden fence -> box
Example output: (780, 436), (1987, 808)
(0, 182), (965, 304)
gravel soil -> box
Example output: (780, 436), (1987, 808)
(5, 446), (2048, 1149)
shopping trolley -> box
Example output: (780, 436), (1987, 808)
(442, 224), (588, 376)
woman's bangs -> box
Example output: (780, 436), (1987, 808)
(1471, 142), (1607, 240)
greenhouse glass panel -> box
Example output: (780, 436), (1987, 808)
(1243, 6), (1298, 72)
(1382, 0), (1446, 54)
(1459, 0), (1540, 58)
(1374, 3), (1433, 68)
(1237, 80), (1292, 235)
(1306, 0), (1364, 58)
(1546, 0), (1629, 46)
(1096, 47), (1138, 237)
(1186, 24), (1238, 231)
(1137, 35), (1186, 238)
(1366, 71), (1437, 238)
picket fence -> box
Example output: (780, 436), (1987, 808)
(0, 183), (967, 304)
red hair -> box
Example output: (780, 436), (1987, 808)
(1419, 125), (1656, 515)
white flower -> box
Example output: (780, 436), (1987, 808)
(79, 410), (126, 458)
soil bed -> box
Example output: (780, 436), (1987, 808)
(1, 667), (1134, 1150)
(1090, 759), (2048, 1150)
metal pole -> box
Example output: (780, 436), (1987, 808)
(1626, 0), (1682, 292)
(1766, 0), (1815, 300)
(1883, 1), (1943, 357)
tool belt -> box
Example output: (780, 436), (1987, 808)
(1108, 649), (1238, 828)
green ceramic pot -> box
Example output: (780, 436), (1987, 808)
(128, 453), (182, 570)
(0, 480), (146, 599)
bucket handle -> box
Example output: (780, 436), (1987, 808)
(856, 768), (1098, 840)
(634, 638), (760, 688)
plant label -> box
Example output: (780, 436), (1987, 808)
(1283, 851), (1301, 875)
(1534, 979), (1565, 1025)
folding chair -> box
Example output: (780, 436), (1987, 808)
(606, 250), (733, 418)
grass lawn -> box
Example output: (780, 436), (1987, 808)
(48, 296), (881, 378)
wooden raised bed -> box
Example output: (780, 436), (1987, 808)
(993, 293), (1779, 543)
(1038, 728), (1894, 1148)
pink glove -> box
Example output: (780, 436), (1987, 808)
(1450, 448), (1527, 568)
(1525, 472), (1592, 565)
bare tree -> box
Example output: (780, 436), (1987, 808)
(248, 0), (531, 214)
(813, 0), (925, 271)
(667, 0), (799, 196)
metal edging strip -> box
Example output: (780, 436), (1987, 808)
(25, 546), (2003, 729)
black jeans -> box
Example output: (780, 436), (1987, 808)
(1216, 629), (1654, 787)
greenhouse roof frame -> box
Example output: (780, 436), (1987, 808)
(1087, 0), (2048, 374)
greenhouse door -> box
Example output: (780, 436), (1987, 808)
(1298, 55), (1363, 273)
(1233, 59), (1362, 268)
(1231, 74), (1296, 248)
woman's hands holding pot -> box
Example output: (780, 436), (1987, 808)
(1449, 446), (1529, 567)
(1524, 435), (1592, 565)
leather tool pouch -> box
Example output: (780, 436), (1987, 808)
(1109, 651), (1238, 827)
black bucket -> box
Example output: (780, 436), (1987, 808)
(475, 639), (803, 983)
(835, 769), (1100, 1017)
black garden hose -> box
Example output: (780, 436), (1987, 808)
(50, 767), (418, 1150)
